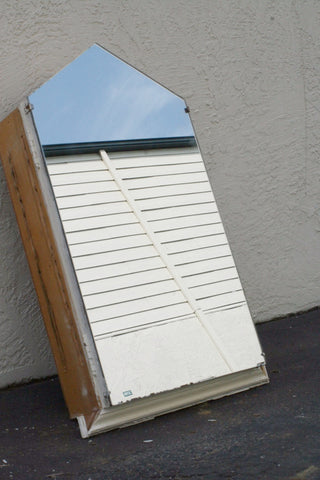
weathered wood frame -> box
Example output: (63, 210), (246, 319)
(0, 106), (108, 430)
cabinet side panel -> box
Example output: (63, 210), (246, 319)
(0, 109), (100, 422)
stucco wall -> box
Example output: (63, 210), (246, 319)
(0, 0), (320, 387)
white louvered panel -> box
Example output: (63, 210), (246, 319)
(125, 171), (209, 189)
(169, 244), (231, 266)
(190, 278), (242, 300)
(47, 155), (104, 176)
(91, 304), (194, 338)
(150, 212), (222, 231)
(87, 291), (188, 324)
(62, 212), (136, 233)
(157, 223), (225, 243)
(142, 203), (217, 221)
(56, 191), (124, 209)
(115, 150), (248, 327)
(118, 162), (205, 179)
(178, 256), (236, 277)
(83, 280), (178, 309)
(130, 182), (209, 199)
(42, 149), (267, 410)
(60, 202), (129, 220)
(111, 152), (202, 168)
(53, 180), (116, 197)
(47, 153), (102, 167)
(199, 290), (246, 311)
(75, 256), (166, 283)
(79, 268), (170, 295)
(137, 192), (214, 211)
(73, 245), (157, 270)
(69, 234), (151, 257)
(47, 161), (104, 174)
(50, 170), (113, 186)
(163, 234), (228, 254)
(183, 267), (238, 288)
(66, 223), (144, 245)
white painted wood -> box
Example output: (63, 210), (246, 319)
(60, 202), (129, 220)
(169, 244), (231, 265)
(111, 152), (202, 168)
(199, 291), (246, 311)
(125, 171), (208, 189)
(47, 159), (105, 174)
(95, 318), (231, 405)
(70, 234), (151, 257)
(190, 278), (242, 299)
(163, 234), (228, 254)
(87, 291), (189, 323)
(136, 191), (214, 211)
(44, 147), (266, 410)
(73, 245), (158, 270)
(150, 212), (222, 231)
(56, 191), (124, 209)
(75, 256), (165, 282)
(63, 212), (136, 233)
(117, 162), (205, 179)
(50, 170), (113, 185)
(79, 268), (171, 295)
(66, 223), (144, 245)
(183, 267), (238, 287)
(100, 150), (237, 379)
(157, 224), (225, 243)
(128, 182), (209, 199)
(142, 203), (217, 221)
(91, 304), (194, 337)
(178, 256), (235, 276)
(53, 180), (116, 197)
(83, 279), (178, 309)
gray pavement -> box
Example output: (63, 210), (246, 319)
(0, 309), (319, 480)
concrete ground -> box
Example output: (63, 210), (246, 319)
(0, 309), (319, 480)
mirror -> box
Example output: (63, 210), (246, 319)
(30, 44), (193, 144)
(18, 43), (268, 436)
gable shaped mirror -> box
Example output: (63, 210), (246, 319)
(0, 44), (268, 437)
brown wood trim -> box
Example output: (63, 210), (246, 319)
(0, 109), (100, 424)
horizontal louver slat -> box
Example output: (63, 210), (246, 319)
(53, 180), (116, 197)
(87, 291), (189, 323)
(125, 171), (208, 189)
(157, 223), (225, 243)
(50, 170), (112, 185)
(66, 223), (144, 245)
(83, 279), (178, 309)
(91, 304), (193, 337)
(79, 268), (170, 295)
(111, 152), (201, 168)
(137, 192), (214, 211)
(75, 256), (165, 283)
(73, 245), (158, 270)
(62, 212), (137, 232)
(170, 244), (231, 265)
(70, 234), (151, 257)
(118, 162), (205, 179)
(56, 191), (124, 208)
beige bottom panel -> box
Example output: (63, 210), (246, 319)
(78, 366), (268, 437)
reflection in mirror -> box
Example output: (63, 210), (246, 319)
(30, 44), (193, 144)
(27, 44), (267, 436)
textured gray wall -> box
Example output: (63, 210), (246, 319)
(0, 0), (319, 386)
